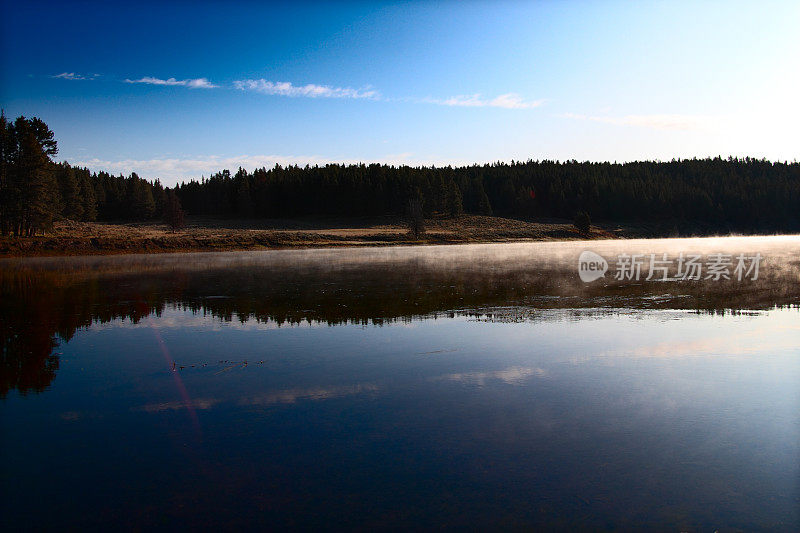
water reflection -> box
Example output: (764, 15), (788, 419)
(2, 237), (799, 397)
(2, 308), (797, 530)
(1, 238), (799, 529)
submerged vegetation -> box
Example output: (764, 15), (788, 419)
(2, 114), (799, 237)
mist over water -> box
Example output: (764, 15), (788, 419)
(1, 236), (799, 530)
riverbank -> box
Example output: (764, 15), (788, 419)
(0, 215), (634, 257)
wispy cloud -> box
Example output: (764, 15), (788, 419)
(71, 153), (472, 184)
(234, 79), (379, 99)
(125, 76), (218, 89)
(240, 384), (379, 407)
(562, 112), (715, 131)
(425, 93), (544, 109)
(74, 154), (343, 182)
(52, 72), (97, 81)
(134, 398), (221, 413)
(52, 70), (542, 112)
(70, 72), (539, 112)
(436, 366), (547, 386)
(131, 385), (378, 413)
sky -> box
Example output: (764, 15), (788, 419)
(2, 0), (799, 185)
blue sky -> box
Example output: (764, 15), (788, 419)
(2, 0), (798, 185)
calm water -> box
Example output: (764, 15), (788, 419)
(2, 237), (799, 530)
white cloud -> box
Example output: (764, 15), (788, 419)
(426, 93), (544, 109)
(125, 76), (218, 89)
(89, 73), (542, 112)
(437, 366), (547, 386)
(52, 72), (97, 80)
(234, 82), (542, 109)
(54, 71), (542, 112)
(135, 398), (221, 413)
(185, 78), (217, 89)
(562, 112), (716, 131)
(132, 385), (379, 412)
(73, 154), (332, 183)
(240, 384), (379, 407)
(234, 79), (379, 99)
(71, 153), (475, 185)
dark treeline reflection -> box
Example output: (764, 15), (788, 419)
(2, 240), (799, 397)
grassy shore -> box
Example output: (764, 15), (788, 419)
(0, 215), (631, 257)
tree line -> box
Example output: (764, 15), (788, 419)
(1, 113), (185, 235)
(2, 113), (799, 235)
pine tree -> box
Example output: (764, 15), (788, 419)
(18, 129), (59, 234)
(574, 211), (591, 234)
(128, 173), (155, 219)
(476, 183), (493, 216)
(406, 197), (425, 238)
(235, 181), (254, 217)
(0, 111), (10, 235)
(435, 175), (449, 213)
(163, 189), (185, 232)
(79, 171), (97, 221)
(446, 179), (463, 217)
(57, 164), (83, 220)
(1, 116), (60, 235)
(151, 179), (166, 218)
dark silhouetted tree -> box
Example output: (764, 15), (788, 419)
(406, 197), (425, 239)
(128, 173), (155, 219)
(1, 115), (61, 235)
(574, 211), (591, 234)
(476, 183), (493, 216)
(163, 189), (185, 232)
(1, 114), (799, 236)
(446, 179), (463, 217)
(57, 164), (82, 220)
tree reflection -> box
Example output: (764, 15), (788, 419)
(0, 322), (59, 397)
(2, 243), (799, 397)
